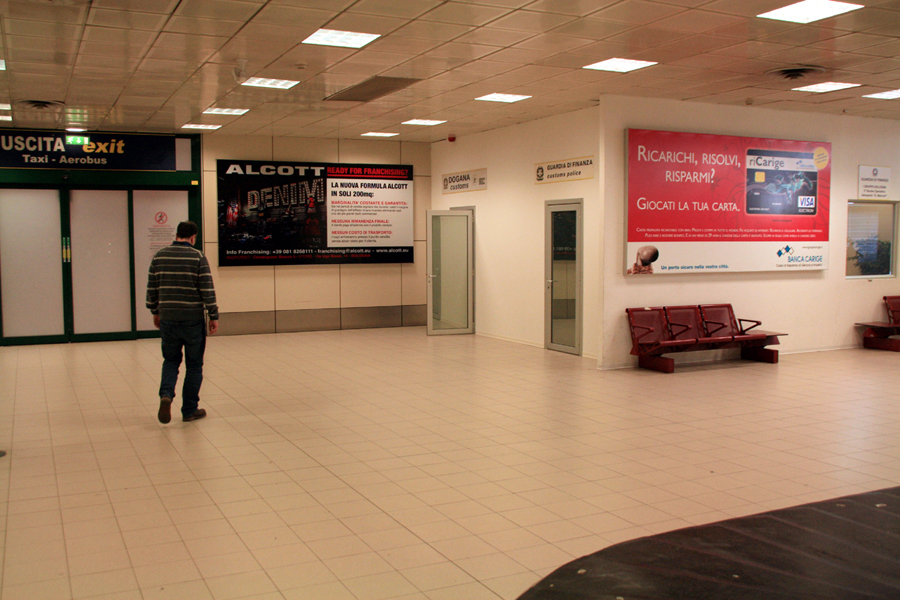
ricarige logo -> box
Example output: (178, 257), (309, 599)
(776, 245), (794, 257)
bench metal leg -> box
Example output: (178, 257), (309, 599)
(741, 346), (778, 363)
(639, 354), (675, 373)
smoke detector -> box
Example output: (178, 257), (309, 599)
(765, 65), (827, 80)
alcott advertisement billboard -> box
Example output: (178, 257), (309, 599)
(626, 129), (831, 275)
(217, 160), (414, 266)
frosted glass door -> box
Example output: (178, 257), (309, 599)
(0, 189), (65, 338)
(426, 210), (474, 335)
(545, 202), (582, 355)
(132, 190), (189, 331)
(70, 190), (132, 334)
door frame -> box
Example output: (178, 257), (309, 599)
(426, 209), (475, 335)
(544, 199), (583, 355)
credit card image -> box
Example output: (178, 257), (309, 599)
(745, 149), (817, 215)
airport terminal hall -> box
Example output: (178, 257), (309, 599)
(3, 0), (900, 599)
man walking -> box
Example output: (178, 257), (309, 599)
(146, 221), (218, 423)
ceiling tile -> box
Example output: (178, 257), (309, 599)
(91, 0), (180, 11)
(489, 10), (576, 32)
(164, 16), (245, 37)
(174, 0), (261, 20)
(420, 2), (513, 26)
(348, 0), (445, 18)
(524, 0), (619, 17)
(86, 8), (168, 30)
(249, 5), (336, 26)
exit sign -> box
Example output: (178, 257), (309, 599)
(66, 136), (90, 145)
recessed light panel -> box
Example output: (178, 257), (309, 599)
(758, 0), (863, 24)
(0, 103), (10, 110)
(0, 60), (6, 71)
(476, 93), (531, 103)
(863, 89), (900, 100)
(182, 124), (221, 130)
(584, 58), (657, 73)
(0, 116), (11, 121)
(303, 29), (380, 49)
(792, 82), (860, 93)
(362, 132), (399, 137)
(66, 127), (86, 132)
(402, 119), (446, 126)
(203, 108), (250, 115)
(242, 77), (299, 89)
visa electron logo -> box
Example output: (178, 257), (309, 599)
(777, 245), (794, 257)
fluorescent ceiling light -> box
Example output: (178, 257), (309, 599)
(0, 116), (11, 121)
(402, 119), (446, 126)
(584, 58), (657, 72)
(66, 127), (86, 132)
(863, 89), (900, 100)
(303, 29), (380, 49)
(476, 93), (531, 103)
(362, 132), (399, 137)
(182, 124), (221, 130)
(758, 0), (863, 24)
(0, 103), (10, 110)
(792, 81), (860, 93)
(242, 77), (299, 89)
(203, 108), (250, 115)
(0, 60), (6, 71)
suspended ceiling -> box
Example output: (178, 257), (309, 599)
(3, 0), (900, 142)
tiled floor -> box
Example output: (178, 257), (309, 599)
(0, 327), (898, 600)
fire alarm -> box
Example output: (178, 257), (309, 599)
(448, 135), (456, 142)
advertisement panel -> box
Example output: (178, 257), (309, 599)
(626, 129), (831, 275)
(217, 160), (414, 266)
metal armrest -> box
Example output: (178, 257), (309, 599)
(668, 320), (691, 338)
(705, 319), (726, 335)
(738, 318), (761, 333)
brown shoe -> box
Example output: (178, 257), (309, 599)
(183, 408), (207, 422)
(158, 397), (173, 424)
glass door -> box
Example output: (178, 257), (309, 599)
(426, 210), (474, 335)
(1, 187), (193, 345)
(0, 189), (66, 341)
(545, 201), (582, 355)
(70, 190), (132, 336)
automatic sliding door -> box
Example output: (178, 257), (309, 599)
(0, 189), (65, 340)
(70, 190), (132, 335)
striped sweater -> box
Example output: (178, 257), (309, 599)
(146, 241), (219, 322)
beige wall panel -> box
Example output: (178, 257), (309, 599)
(273, 137), (339, 162)
(338, 139), (401, 164)
(202, 134), (272, 172)
(275, 264), (341, 310)
(401, 240), (426, 306)
(401, 142), (431, 176)
(206, 245), (275, 312)
(202, 170), (219, 242)
(413, 175), (430, 242)
(340, 264), (402, 307)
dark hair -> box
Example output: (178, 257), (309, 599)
(176, 221), (198, 239)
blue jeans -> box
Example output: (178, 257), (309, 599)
(159, 320), (206, 417)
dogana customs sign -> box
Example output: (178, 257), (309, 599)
(217, 160), (414, 266)
(0, 130), (177, 170)
(626, 129), (831, 275)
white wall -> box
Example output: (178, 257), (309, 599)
(602, 96), (900, 368)
(201, 135), (431, 321)
(432, 108), (602, 357)
(430, 96), (900, 369)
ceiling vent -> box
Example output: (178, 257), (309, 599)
(16, 100), (65, 110)
(324, 76), (420, 102)
(765, 65), (827, 80)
